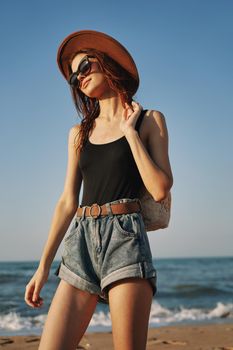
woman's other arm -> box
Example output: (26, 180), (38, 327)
(25, 124), (82, 308)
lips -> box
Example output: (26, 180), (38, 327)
(81, 78), (91, 89)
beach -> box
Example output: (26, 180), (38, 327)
(1, 259), (233, 348)
(1, 323), (233, 349)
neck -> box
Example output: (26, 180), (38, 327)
(98, 93), (125, 122)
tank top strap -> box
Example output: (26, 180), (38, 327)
(135, 109), (148, 132)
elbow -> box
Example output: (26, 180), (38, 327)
(152, 178), (173, 202)
(58, 195), (79, 213)
(152, 191), (168, 202)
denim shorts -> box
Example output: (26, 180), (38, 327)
(54, 198), (157, 304)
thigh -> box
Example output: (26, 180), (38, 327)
(38, 280), (98, 350)
(108, 277), (153, 350)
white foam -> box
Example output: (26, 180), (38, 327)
(149, 300), (233, 325)
(0, 312), (34, 331)
(89, 310), (112, 327)
(0, 301), (233, 334)
(208, 302), (233, 318)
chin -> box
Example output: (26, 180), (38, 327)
(82, 77), (111, 99)
(83, 91), (100, 99)
(83, 85), (109, 99)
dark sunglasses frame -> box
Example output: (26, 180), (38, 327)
(68, 55), (96, 88)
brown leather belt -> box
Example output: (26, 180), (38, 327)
(76, 200), (141, 218)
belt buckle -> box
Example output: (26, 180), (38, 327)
(89, 203), (102, 218)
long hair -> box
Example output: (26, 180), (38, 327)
(67, 48), (139, 153)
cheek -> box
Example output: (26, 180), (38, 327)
(98, 75), (112, 91)
(93, 73), (108, 85)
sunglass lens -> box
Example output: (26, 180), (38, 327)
(78, 59), (91, 75)
(68, 57), (93, 87)
(69, 73), (79, 87)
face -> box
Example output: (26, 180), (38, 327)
(70, 53), (111, 98)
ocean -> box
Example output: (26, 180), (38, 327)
(0, 257), (232, 336)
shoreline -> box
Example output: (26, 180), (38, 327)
(0, 323), (233, 349)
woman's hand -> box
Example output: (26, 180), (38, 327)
(120, 101), (143, 135)
(24, 267), (49, 308)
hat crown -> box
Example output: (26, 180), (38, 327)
(57, 29), (139, 95)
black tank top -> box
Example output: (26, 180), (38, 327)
(79, 110), (147, 206)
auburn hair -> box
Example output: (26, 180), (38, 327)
(67, 48), (139, 154)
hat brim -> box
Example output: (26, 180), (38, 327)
(57, 30), (139, 93)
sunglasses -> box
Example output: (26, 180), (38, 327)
(68, 55), (96, 88)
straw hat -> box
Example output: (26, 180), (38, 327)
(57, 29), (139, 93)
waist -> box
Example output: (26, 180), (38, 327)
(76, 199), (142, 218)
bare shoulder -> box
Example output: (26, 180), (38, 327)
(68, 123), (82, 148)
(69, 123), (81, 138)
(142, 109), (168, 142)
(145, 109), (167, 132)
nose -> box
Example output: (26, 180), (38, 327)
(77, 74), (86, 87)
(77, 69), (89, 83)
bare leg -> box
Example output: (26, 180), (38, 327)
(38, 280), (98, 350)
(108, 277), (153, 350)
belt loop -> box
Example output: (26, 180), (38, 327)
(105, 202), (113, 217)
(81, 206), (87, 219)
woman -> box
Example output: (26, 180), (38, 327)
(24, 30), (173, 350)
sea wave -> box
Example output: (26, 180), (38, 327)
(0, 301), (232, 335)
(149, 301), (233, 325)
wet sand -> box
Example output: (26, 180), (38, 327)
(0, 323), (233, 349)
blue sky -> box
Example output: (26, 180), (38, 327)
(0, 0), (232, 261)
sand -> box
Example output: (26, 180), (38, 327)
(0, 323), (233, 349)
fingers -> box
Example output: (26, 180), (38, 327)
(124, 102), (134, 112)
(32, 287), (44, 306)
(124, 101), (142, 112)
(132, 101), (143, 112)
(25, 281), (44, 308)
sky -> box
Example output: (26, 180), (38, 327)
(0, 0), (232, 261)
